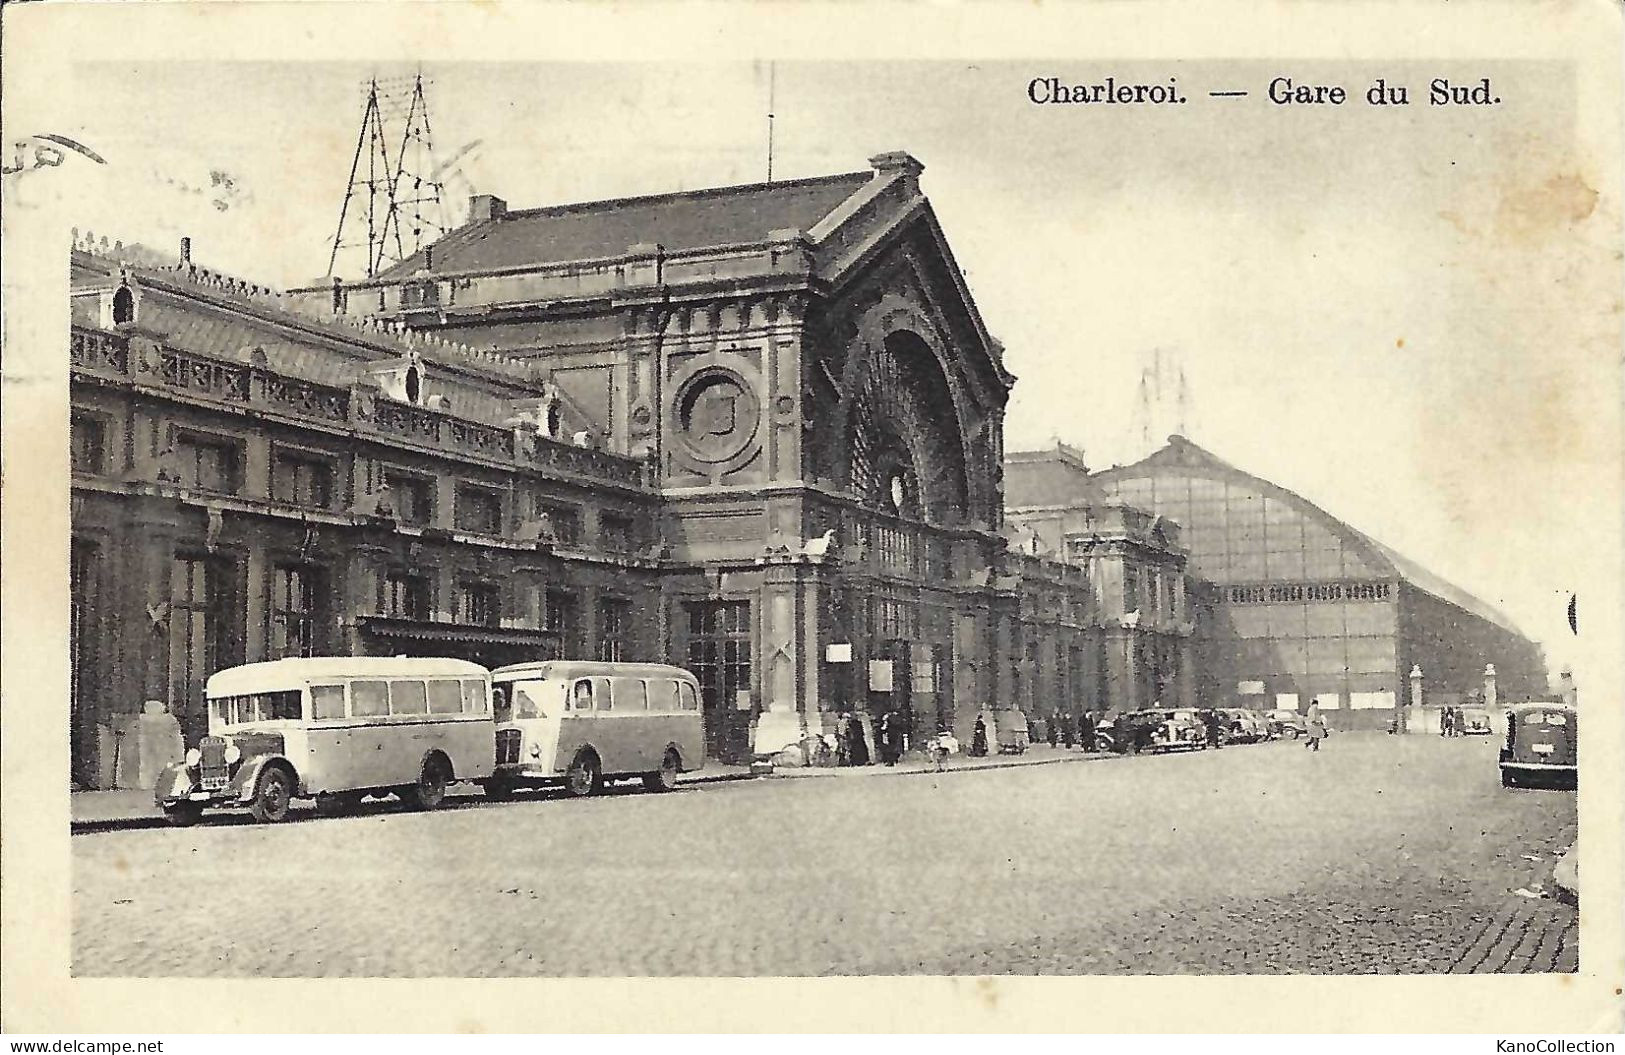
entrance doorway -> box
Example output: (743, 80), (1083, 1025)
(70, 539), (100, 788)
(686, 600), (753, 764)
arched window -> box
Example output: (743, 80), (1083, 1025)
(112, 286), (135, 326)
(546, 400), (562, 438)
(404, 365), (422, 405)
(842, 330), (968, 523)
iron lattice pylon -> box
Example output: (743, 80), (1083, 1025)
(327, 74), (449, 280)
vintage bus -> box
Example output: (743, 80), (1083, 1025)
(488, 661), (705, 798)
(154, 657), (495, 825)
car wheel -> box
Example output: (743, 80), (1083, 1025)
(565, 752), (601, 798)
(247, 765), (294, 824)
(484, 775), (516, 801)
(406, 755), (450, 810)
(1501, 769), (1519, 788)
(643, 749), (681, 793)
(162, 802), (203, 827)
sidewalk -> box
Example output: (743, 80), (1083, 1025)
(69, 745), (1113, 832)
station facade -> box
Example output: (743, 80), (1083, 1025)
(69, 151), (1150, 787)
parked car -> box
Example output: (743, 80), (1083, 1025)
(1265, 709), (1308, 739)
(1500, 702), (1577, 789)
(1459, 707), (1493, 735)
(1220, 708), (1269, 743)
(1157, 709), (1210, 751)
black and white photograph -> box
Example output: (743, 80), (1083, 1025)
(3, 0), (1621, 1036)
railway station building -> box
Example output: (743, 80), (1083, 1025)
(68, 151), (1127, 787)
(1005, 437), (1547, 729)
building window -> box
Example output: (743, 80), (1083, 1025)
(272, 450), (334, 508)
(174, 433), (242, 494)
(457, 581), (500, 627)
(384, 471), (433, 526)
(873, 597), (917, 640)
(599, 512), (636, 554)
(532, 500), (582, 545)
(382, 571), (429, 620)
(1124, 567), (1142, 614)
(874, 523), (917, 575)
(544, 589), (580, 657)
(112, 286), (136, 325)
(401, 281), (438, 309)
(454, 484), (503, 535)
(71, 413), (107, 476)
(270, 564), (323, 659)
(596, 596), (634, 661)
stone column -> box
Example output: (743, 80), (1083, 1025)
(1407, 664), (1425, 736)
(751, 558), (810, 758)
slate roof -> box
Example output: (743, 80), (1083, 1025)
(380, 171), (874, 278)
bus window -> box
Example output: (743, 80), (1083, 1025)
(678, 682), (699, 711)
(572, 679), (594, 712)
(594, 677), (614, 711)
(352, 680), (388, 717)
(311, 684), (346, 720)
(625, 680), (649, 711)
(390, 680), (429, 715)
(649, 679), (679, 713)
(461, 679), (489, 714)
(428, 680), (462, 715)
(491, 685), (511, 721)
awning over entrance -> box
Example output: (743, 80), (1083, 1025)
(356, 616), (560, 668)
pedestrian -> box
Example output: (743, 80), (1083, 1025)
(1060, 709), (1075, 749)
(833, 712), (853, 767)
(879, 710), (902, 765)
(970, 713), (989, 758)
(1078, 710), (1095, 753)
(1306, 714), (1328, 751)
(1305, 698), (1322, 750)
(1047, 710), (1059, 748)
(848, 712), (871, 767)
(1204, 708), (1223, 749)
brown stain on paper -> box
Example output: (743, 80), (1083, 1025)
(1495, 172), (1599, 243)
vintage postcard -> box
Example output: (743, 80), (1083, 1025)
(2, 0), (1621, 1035)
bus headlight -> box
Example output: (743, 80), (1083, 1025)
(185, 748), (202, 768)
(224, 743), (242, 765)
(529, 743), (541, 759)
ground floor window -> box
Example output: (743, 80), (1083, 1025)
(70, 538), (101, 786)
(270, 563), (325, 658)
(457, 580), (501, 627)
(170, 553), (237, 743)
(545, 589), (580, 658)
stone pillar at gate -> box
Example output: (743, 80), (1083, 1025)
(750, 558), (815, 759)
(1406, 664), (1426, 735)
(1484, 663), (1501, 740)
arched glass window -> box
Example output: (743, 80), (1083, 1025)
(404, 365), (422, 405)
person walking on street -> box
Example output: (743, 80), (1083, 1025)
(1204, 708), (1224, 750)
(1079, 710), (1096, 753)
(834, 712), (852, 767)
(1306, 714), (1327, 751)
(1060, 709), (1075, 749)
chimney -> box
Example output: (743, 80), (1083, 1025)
(469, 194), (507, 223)
(180, 237), (192, 265)
(423, 243), (434, 271)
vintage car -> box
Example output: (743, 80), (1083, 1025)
(1458, 707), (1493, 735)
(1220, 708), (1270, 743)
(1265, 709), (1308, 739)
(1155, 709), (1211, 751)
(1500, 702), (1577, 789)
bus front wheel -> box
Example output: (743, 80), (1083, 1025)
(406, 755), (451, 810)
(643, 749), (681, 793)
(248, 765), (294, 824)
(565, 752), (601, 798)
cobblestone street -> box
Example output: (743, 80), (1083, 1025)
(72, 732), (1577, 976)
